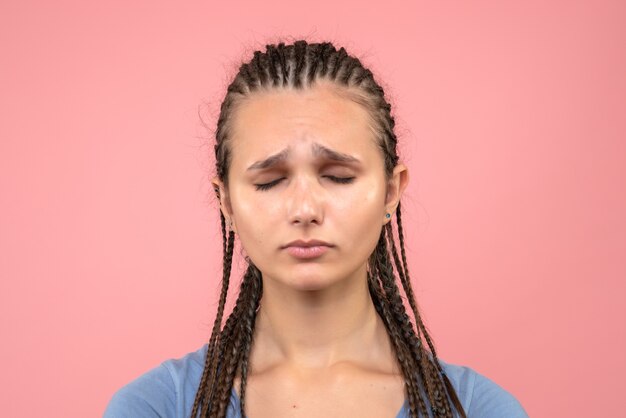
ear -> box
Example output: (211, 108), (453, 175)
(211, 176), (236, 233)
(384, 163), (409, 224)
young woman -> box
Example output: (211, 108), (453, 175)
(104, 40), (528, 418)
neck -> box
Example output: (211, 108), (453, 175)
(251, 263), (392, 371)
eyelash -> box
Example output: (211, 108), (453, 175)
(254, 176), (355, 191)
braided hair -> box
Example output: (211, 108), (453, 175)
(192, 40), (467, 418)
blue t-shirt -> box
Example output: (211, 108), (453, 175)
(103, 344), (528, 417)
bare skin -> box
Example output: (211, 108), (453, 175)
(212, 80), (410, 417)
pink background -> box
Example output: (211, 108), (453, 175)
(1, 1), (624, 417)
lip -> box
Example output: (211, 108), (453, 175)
(282, 239), (334, 260)
(285, 245), (330, 259)
(282, 239), (333, 248)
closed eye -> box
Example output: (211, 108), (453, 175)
(254, 176), (355, 191)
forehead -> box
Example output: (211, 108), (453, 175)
(228, 83), (379, 169)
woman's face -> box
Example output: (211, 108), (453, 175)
(212, 81), (408, 291)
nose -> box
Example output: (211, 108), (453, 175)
(286, 174), (325, 227)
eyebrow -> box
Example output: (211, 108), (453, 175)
(246, 142), (361, 171)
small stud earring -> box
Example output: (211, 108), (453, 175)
(385, 213), (391, 219)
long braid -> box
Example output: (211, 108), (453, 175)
(196, 39), (467, 418)
(209, 273), (250, 415)
(368, 243), (430, 417)
(190, 212), (234, 418)
(384, 220), (445, 415)
(375, 230), (447, 417)
(205, 217), (236, 391)
(206, 264), (259, 417)
(393, 204), (467, 417)
(237, 262), (263, 417)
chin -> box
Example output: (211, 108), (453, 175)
(255, 254), (353, 292)
(277, 266), (339, 292)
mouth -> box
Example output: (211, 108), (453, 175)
(282, 239), (333, 248)
(284, 245), (330, 259)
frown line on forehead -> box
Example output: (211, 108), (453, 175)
(246, 142), (361, 171)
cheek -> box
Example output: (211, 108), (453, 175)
(234, 194), (282, 226)
(229, 187), (281, 249)
(335, 180), (386, 245)
(340, 178), (385, 216)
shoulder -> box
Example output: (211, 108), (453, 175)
(103, 344), (211, 418)
(436, 358), (529, 418)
